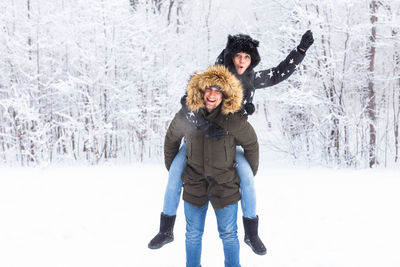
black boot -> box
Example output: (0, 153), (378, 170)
(243, 216), (267, 255)
(148, 213), (176, 249)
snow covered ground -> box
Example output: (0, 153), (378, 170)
(0, 163), (399, 267)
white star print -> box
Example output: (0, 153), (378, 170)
(281, 73), (285, 77)
(189, 112), (195, 117)
(255, 72), (261, 79)
(289, 58), (294, 64)
(295, 64), (300, 70)
(267, 69), (274, 78)
(287, 70), (290, 73)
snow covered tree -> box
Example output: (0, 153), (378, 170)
(1, 0), (399, 167)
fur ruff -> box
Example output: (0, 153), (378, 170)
(186, 65), (243, 115)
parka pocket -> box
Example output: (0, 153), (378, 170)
(224, 144), (228, 162)
(183, 166), (202, 182)
(186, 139), (192, 160)
(214, 170), (236, 185)
(223, 135), (236, 164)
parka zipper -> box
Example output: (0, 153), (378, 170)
(223, 116), (229, 162)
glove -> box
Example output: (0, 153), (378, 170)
(244, 102), (255, 115)
(206, 122), (225, 140)
(297, 30), (314, 53)
(197, 120), (209, 132)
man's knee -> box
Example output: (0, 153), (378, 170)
(186, 227), (204, 243)
(219, 229), (238, 243)
(218, 217), (238, 242)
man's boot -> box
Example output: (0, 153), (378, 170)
(148, 213), (176, 249)
(243, 216), (267, 255)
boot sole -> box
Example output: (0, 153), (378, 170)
(244, 239), (267, 255)
(148, 237), (174, 250)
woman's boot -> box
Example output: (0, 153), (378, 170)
(148, 213), (176, 249)
(243, 216), (267, 255)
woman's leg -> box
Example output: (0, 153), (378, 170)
(184, 202), (208, 267)
(163, 143), (186, 216)
(148, 143), (186, 249)
(235, 147), (267, 255)
(235, 147), (257, 219)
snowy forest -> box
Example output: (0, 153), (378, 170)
(1, 0), (399, 168)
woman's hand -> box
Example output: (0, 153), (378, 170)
(298, 30), (314, 53)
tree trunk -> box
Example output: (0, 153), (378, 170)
(27, 0), (32, 60)
(368, 0), (377, 167)
(101, 0), (109, 161)
(394, 77), (400, 162)
(176, 0), (183, 34)
(167, 0), (174, 25)
(392, 29), (400, 163)
(205, 0), (212, 61)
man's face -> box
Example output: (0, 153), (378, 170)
(203, 86), (223, 113)
(233, 52), (251, 75)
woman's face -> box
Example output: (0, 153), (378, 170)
(233, 52), (251, 75)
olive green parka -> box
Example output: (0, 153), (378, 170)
(164, 65), (259, 210)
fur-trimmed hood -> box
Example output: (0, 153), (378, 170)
(186, 65), (243, 115)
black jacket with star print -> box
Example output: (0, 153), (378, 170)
(215, 48), (305, 117)
(180, 48), (305, 137)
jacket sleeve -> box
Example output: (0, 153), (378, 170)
(253, 49), (305, 89)
(233, 118), (259, 176)
(164, 110), (186, 170)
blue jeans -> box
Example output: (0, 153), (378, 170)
(184, 202), (241, 267)
(162, 143), (186, 216)
(162, 145), (257, 219)
(235, 147), (257, 218)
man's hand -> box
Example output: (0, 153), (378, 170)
(298, 30), (314, 53)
